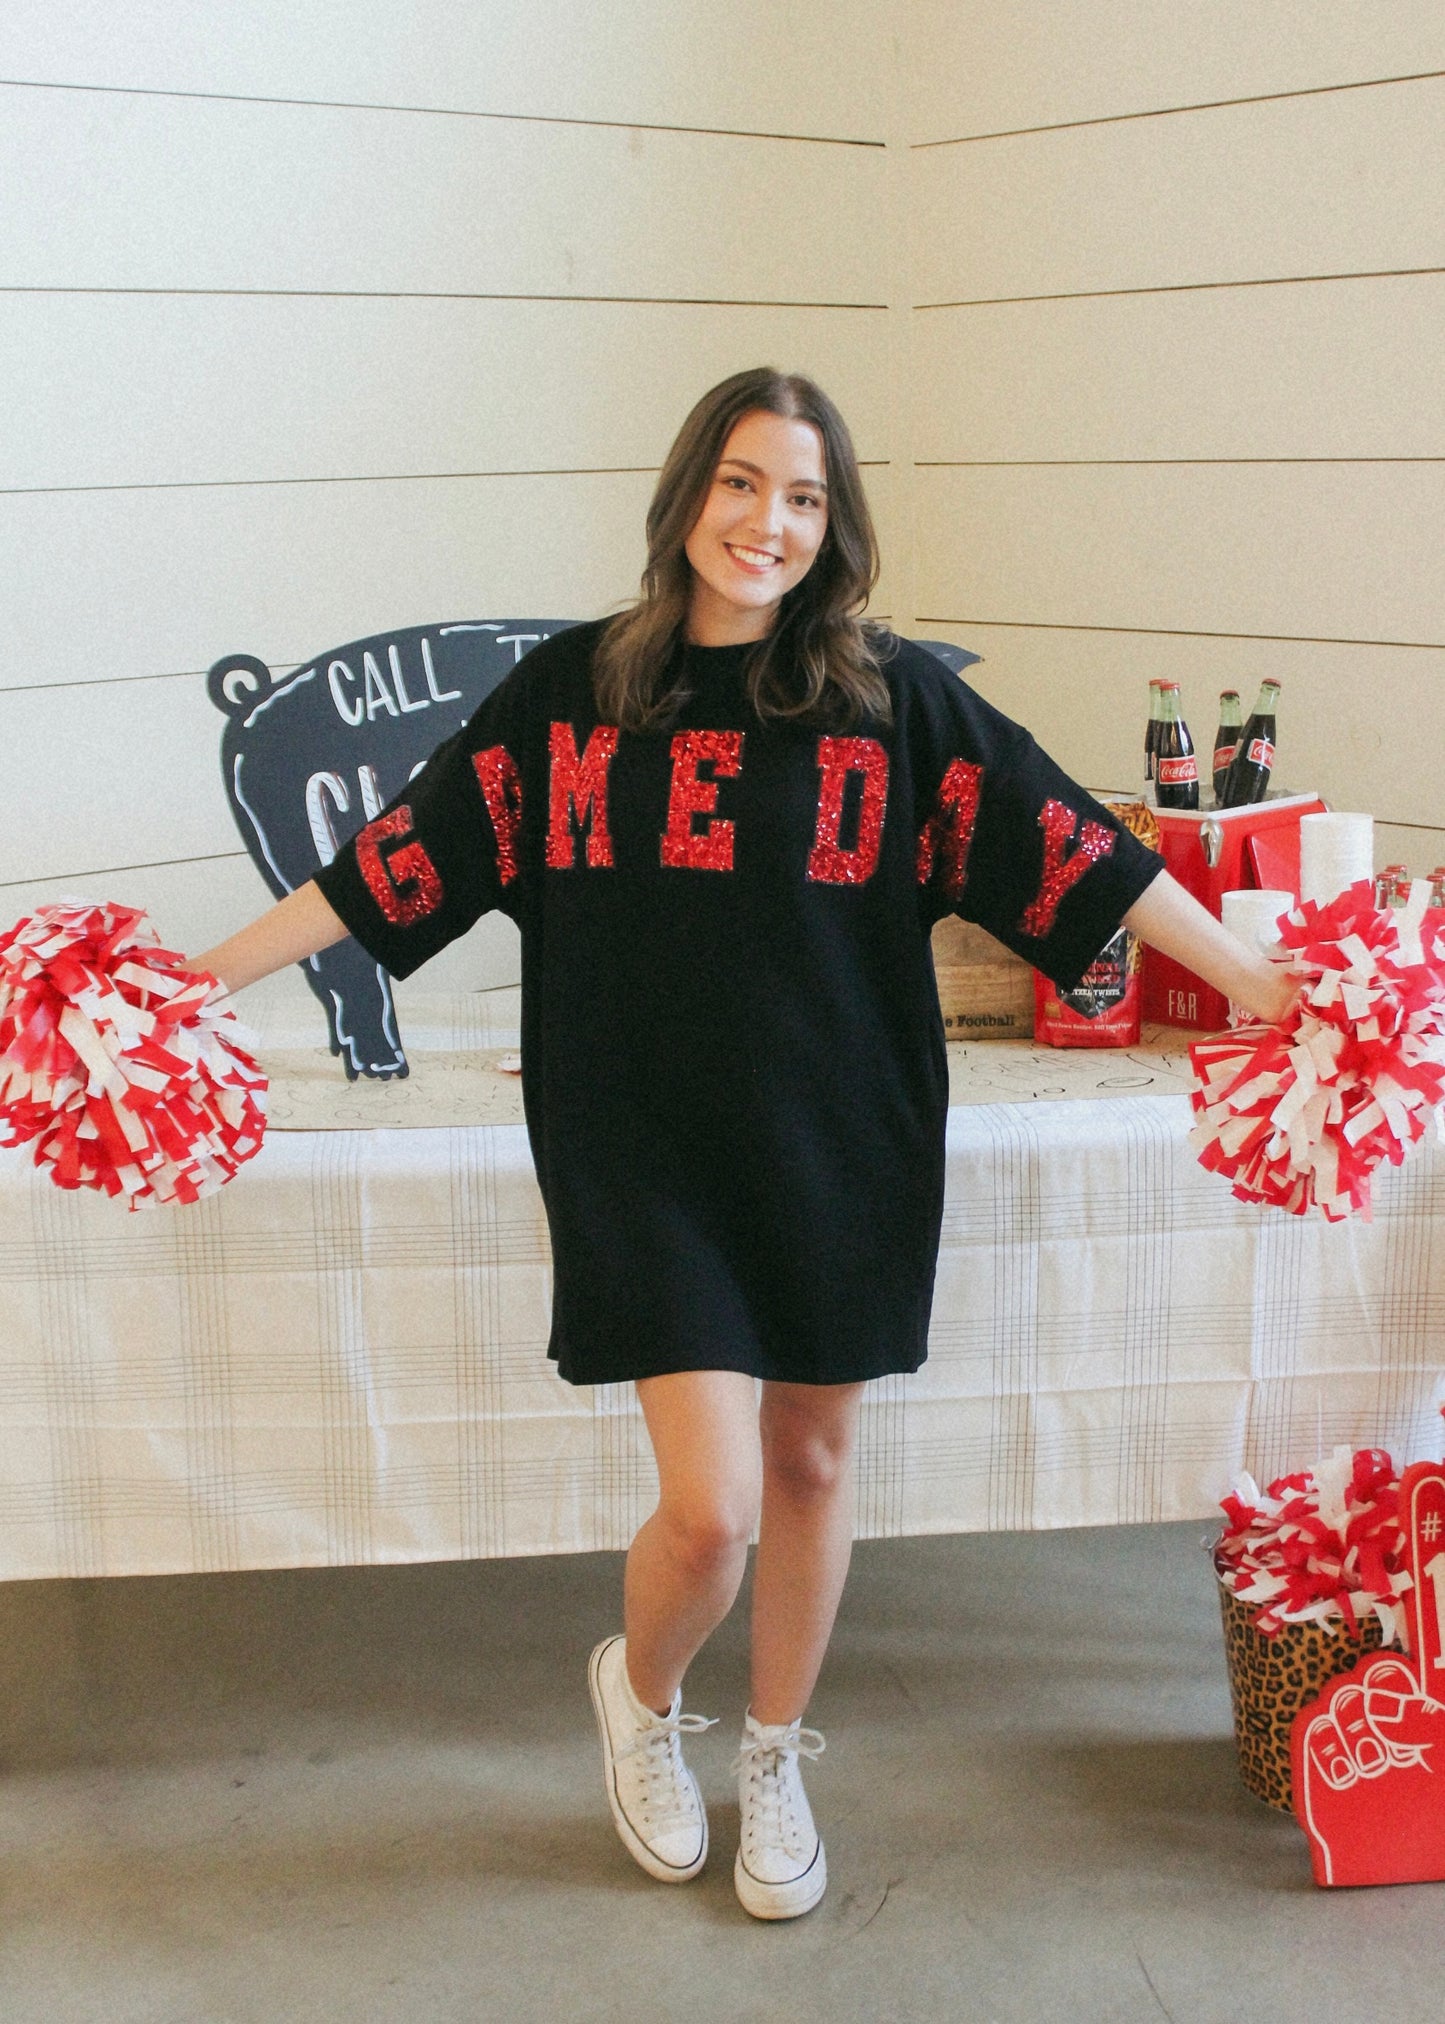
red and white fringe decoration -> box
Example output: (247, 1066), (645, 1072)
(0, 902), (266, 1209)
(1189, 878), (1445, 1220)
(1216, 1446), (1411, 1641)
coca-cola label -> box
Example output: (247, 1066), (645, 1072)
(1156, 755), (1198, 786)
(1246, 737), (1274, 768)
(1213, 742), (1238, 772)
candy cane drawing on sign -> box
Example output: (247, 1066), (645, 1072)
(1293, 1461), (1445, 1887)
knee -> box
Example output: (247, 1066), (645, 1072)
(657, 1491), (756, 1575)
(762, 1424), (854, 1502)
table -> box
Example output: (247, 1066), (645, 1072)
(1, 988), (1440, 1580)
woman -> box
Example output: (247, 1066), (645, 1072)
(195, 367), (1293, 1921)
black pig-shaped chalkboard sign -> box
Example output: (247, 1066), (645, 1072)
(209, 621), (574, 1079)
(208, 623), (978, 1081)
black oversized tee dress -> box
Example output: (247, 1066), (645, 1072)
(314, 621), (1162, 1387)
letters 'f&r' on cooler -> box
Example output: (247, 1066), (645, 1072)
(1143, 792), (1327, 1029)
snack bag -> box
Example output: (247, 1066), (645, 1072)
(1033, 801), (1157, 1050)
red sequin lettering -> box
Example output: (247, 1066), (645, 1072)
(915, 759), (984, 902)
(547, 723), (618, 869)
(661, 730), (744, 872)
(1018, 799), (1115, 939)
(471, 744), (524, 886)
(354, 806), (442, 926)
(807, 736), (889, 885)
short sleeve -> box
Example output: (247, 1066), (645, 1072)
(903, 641), (1164, 991)
(313, 667), (531, 981)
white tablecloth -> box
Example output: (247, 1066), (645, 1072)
(2, 1053), (1441, 1580)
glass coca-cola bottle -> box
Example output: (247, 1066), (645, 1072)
(1222, 679), (1280, 806)
(1144, 679), (1162, 798)
(1153, 682), (1199, 809)
(1212, 690), (1242, 805)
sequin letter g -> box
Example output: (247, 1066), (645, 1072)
(354, 806), (443, 926)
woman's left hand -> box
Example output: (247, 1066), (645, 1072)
(1248, 967), (1303, 1029)
(1122, 870), (1301, 1027)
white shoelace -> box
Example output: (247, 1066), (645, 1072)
(616, 1709), (717, 1832)
(734, 1722), (826, 1852)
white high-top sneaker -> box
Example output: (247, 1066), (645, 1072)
(733, 1710), (827, 1919)
(588, 1635), (716, 1882)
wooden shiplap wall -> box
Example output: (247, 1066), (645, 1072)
(904, 6), (1445, 874)
(0, 3), (890, 978)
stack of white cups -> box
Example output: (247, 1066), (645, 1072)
(1299, 812), (1375, 909)
(1218, 814), (1377, 1024)
(1220, 889), (1294, 1026)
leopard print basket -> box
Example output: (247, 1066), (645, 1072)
(1215, 1562), (1392, 1811)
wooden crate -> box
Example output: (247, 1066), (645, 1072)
(930, 915), (1035, 1040)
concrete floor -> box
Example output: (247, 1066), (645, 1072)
(3, 1524), (1444, 2023)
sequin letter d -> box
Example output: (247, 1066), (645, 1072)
(661, 730), (744, 872)
(807, 737), (889, 885)
(1018, 799), (1115, 939)
(354, 806), (443, 926)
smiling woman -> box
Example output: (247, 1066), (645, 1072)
(191, 362), (1292, 1927)
(683, 411), (830, 642)
(591, 365), (890, 732)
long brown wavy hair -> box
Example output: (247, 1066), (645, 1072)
(592, 368), (892, 732)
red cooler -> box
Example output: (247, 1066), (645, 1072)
(1142, 791), (1327, 1029)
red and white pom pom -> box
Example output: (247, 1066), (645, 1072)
(0, 901), (267, 1209)
(1215, 1445), (1410, 1640)
(1188, 878), (1445, 1220)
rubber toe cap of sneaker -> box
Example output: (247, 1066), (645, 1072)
(647, 1821), (707, 1873)
(740, 1837), (819, 1886)
(735, 1842), (826, 1919)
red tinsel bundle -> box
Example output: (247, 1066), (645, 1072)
(1189, 879), (1445, 1220)
(1216, 1446), (1410, 1640)
(0, 902), (267, 1209)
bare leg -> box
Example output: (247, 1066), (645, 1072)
(749, 1381), (865, 1726)
(624, 1369), (763, 1714)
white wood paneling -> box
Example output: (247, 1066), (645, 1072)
(915, 463), (1445, 650)
(2, 676), (236, 883)
(1, 0), (889, 144)
(0, 470), (651, 690)
(917, 622), (1445, 837)
(1, 296), (888, 492)
(911, 75), (1445, 304)
(0, 87), (886, 301)
(0, 854), (523, 993)
(906, 0), (1445, 145)
(911, 275), (1445, 463)
(0, 465), (899, 691)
